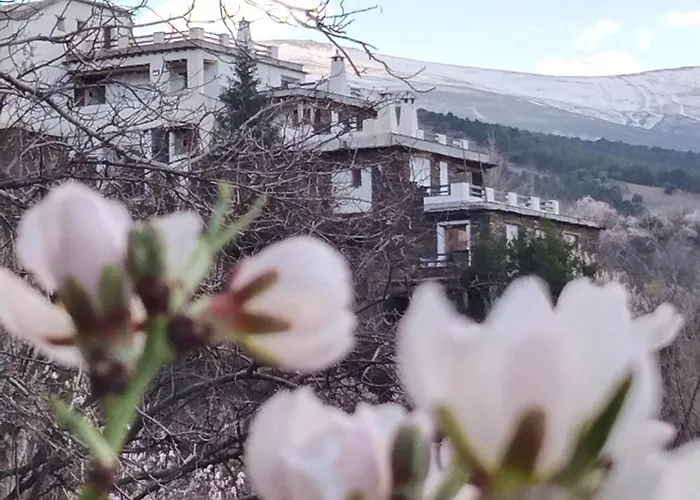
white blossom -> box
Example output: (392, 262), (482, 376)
(15, 182), (202, 297)
(0, 268), (146, 366)
(397, 276), (683, 480)
(205, 236), (356, 372)
(598, 421), (700, 500)
(16, 182), (132, 295)
(245, 387), (405, 500)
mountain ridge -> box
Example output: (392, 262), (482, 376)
(265, 39), (700, 153)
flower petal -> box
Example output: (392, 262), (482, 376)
(18, 183), (132, 296)
(486, 276), (553, 336)
(397, 282), (480, 407)
(632, 303), (684, 352)
(235, 236), (353, 314)
(654, 440), (700, 500)
(150, 211), (203, 279)
(0, 268), (81, 366)
(15, 203), (55, 291)
(556, 279), (637, 418)
(243, 311), (356, 372)
(246, 389), (296, 500)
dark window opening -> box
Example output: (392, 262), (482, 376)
(351, 168), (362, 188)
(151, 128), (169, 163)
(103, 26), (113, 49)
(73, 76), (107, 106)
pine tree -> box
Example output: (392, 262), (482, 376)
(216, 34), (278, 146)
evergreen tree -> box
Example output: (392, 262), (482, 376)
(216, 33), (278, 146)
(460, 222), (596, 320)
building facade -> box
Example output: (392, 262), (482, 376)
(0, 0), (306, 167)
(270, 54), (603, 289)
(1, 1), (603, 302)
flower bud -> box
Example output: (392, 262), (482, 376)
(245, 387), (406, 500)
(198, 236), (357, 372)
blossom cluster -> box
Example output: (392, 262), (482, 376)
(0, 182), (355, 395)
(0, 181), (697, 500)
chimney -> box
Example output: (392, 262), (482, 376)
(396, 96), (418, 136)
(325, 51), (350, 95)
(375, 102), (399, 134)
(237, 18), (252, 46)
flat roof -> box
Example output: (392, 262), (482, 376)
(268, 87), (374, 109)
(315, 131), (499, 167)
(64, 39), (306, 74)
(0, 0), (131, 19)
(425, 201), (603, 229)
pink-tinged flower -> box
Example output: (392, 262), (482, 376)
(205, 236), (356, 372)
(397, 277), (684, 481)
(245, 387), (405, 500)
(0, 268), (146, 367)
(16, 181), (203, 300)
(17, 182), (132, 296)
(0, 181), (202, 366)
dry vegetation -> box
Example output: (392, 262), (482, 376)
(0, 1), (699, 499)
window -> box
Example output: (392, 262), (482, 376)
(505, 224), (519, 243)
(170, 67), (188, 91)
(564, 233), (579, 246)
(289, 108), (299, 124)
(351, 168), (362, 188)
(280, 76), (299, 87)
(445, 224), (470, 254)
(73, 76), (107, 106)
(150, 128), (169, 163)
(313, 109), (331, 133)
(56, 16), (65, 31)
(102, 26), (113, 49)
(172, 128), (197, 156)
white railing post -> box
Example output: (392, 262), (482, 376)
(189, 27), (204, 40)
(153, 32), (165, 44)
(219, 33), (230, 46)
(507, 192), (518, 206)
(435, 133), (446, 145)
(485, 187), (495, 202)
(549, 200), (560, 214)
(530, 196), (541, 211)
(416, 129), (425, 139)
(117, 35), (130, 49)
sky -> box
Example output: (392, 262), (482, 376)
(143, 0), (700, 76)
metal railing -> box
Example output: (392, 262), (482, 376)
(418, 251), (471, 270)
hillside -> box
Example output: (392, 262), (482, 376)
(267, 39), (700, 152)
(416, 109), (700, 215)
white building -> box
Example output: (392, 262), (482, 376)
(0, 0), (306, 164)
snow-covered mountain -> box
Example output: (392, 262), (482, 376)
(267, 39), (700, 153)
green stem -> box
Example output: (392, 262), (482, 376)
(432, 461), (471, 500)
(76, 315), (173, 500)
(53, 400), (116, 469)
(104, 315), (173, 449)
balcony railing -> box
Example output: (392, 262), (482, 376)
(423, 182), (560, 215)
(85, 28), (276, 59)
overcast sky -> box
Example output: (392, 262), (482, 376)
(143, 0), (700, 76)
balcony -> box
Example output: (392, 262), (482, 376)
(423, 182), (560, 215)
(417, 252), (471, 282)
(78, 28), (282, 62)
